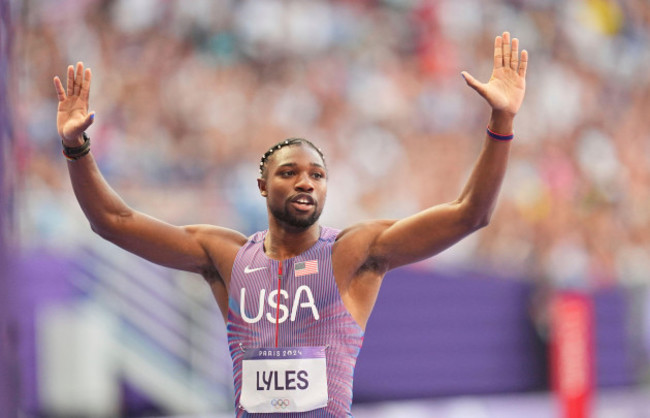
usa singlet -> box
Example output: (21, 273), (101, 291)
(227, 227), (364, 417)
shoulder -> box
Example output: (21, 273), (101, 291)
(335, 219), (397, 244)
(332, 219), (397, 272)
(185, 224), (249, 282)
(186, 224), (249, 248)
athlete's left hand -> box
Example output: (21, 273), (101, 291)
(461, 31), (528, 117)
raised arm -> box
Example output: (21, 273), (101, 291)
(371, 32), (528, 269)
(53, 62), (246, 279)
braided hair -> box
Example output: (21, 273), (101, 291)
(259, 138), (325, 178)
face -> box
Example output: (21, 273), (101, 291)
(259, 144), (327, 230)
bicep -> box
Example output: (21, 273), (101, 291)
(371, 201), (480, 269)
(95, 210), (245, 274)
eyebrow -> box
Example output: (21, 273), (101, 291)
(277, 162), (325, 169)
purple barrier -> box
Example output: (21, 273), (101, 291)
(353, 268), (547, 401)
(353, 268), (638, 402)
(593, 288), (637, 387)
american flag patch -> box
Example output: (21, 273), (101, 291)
(294, 260), (318, 277)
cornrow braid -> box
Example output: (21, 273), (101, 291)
(259, 137), (325, 177)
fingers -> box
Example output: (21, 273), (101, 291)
(66, 65), (74, 97)
(502, 32), (511, 68)
(73, 62), (84, 96)
(81, 68), (92, 102)
(494, 32), (527, 76)
(519, 49), (528, 78)
(53, 76), (66, 102)
(64, 62), (92, 100)
(510, 37), (519, 71)
(461, 71), (487, 99)
(80, 112), (96, 132)
(493, 35), (503, 69)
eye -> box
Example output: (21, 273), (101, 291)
(279, 170), (294, 177)
(311, 172), (325, 180)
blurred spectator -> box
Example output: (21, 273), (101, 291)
(10, 0), (650, 291)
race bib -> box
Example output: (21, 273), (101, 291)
(240, 346), (328, 413)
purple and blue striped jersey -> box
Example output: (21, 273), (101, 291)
(227, 226), (364, 417)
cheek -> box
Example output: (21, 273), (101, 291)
(317, 186), (327, 204)
(266, 184), (287, 203)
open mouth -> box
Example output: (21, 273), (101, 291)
(290, 194), (315, 211)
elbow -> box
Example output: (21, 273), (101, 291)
(457, 201), (493, 232)
(89, 211), (132, 241)
(90, 221), (111, 239)
(463, 213), (491, 233)
(474, 214), (491, 230)
(90, 221), (120, 243)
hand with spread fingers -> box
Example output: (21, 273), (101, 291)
(461, 31), (528, 117)
(53, 62), (95, 146)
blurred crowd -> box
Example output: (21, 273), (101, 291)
(10, 0), (650, 289)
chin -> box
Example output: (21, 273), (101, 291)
(270, 203), (322, 230)
(288, 212), (321, 229)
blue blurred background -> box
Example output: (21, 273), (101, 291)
(2, 0), (650, 417)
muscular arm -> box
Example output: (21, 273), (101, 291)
(54, 63), (246, 280)
(68, 151), (244, 274)
(372, 112), (512, 269)
(334, 32), (528, 329)
(370, 32), (528, 270)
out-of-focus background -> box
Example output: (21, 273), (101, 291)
(2, 0), (650, 417)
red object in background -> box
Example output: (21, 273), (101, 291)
(550, 293), (595, 418)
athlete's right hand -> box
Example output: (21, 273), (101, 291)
(53, 62), (95, 147)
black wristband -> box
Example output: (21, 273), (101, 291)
(62, 132), (91, 161)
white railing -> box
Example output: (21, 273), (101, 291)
(65, 238), (234, 414)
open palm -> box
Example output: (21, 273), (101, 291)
(53, 62), (95, 145)
(462, 32), (528, 116)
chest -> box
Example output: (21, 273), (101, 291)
(231, 252), (340, 325)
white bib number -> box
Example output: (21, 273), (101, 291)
(240, 346), (328, 413)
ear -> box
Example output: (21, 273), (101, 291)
(257, 177), (268, 197)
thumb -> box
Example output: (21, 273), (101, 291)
(461, 71), (487, 98)
(80, 112), (95, 131)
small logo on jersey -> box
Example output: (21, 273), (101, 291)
(295, 260), (318, 277)
(271, 398), (290, 409)
(245, 265), (267, 274)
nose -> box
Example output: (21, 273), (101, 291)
(295, 172), (314, 192)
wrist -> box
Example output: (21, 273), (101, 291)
(488, 110), (515, 136)
(62, 132), (91, 161)
(62, 133), (86, 148)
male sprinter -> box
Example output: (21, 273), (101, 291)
(54, 32), (527, 417)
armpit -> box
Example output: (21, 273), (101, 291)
(201, 266), (223, 285)
(357, 255), (389, 275)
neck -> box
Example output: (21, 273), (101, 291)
(264, 220), (321, 260)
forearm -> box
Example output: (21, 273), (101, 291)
(65, 142), (133, 235)
(455, 110), (514, 228)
